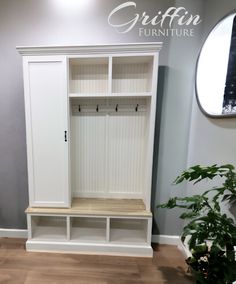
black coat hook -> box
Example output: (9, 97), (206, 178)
(115, 104), (118, 112)
(96, 105), (99, 112)
(135, 104), (139, 112)
(78, 105), (81, 112)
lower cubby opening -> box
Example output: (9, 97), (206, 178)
(26, 198), (152, 249)
(31, 216), (67, 241)
(27, 213), (152, 256)
(70, 217), (107, 242)
(110, 218), (148, 244)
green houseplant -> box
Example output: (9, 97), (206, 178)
(157, 164), (236, 284)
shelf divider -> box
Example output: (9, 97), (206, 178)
(106, 217), (110, 243)
(67, 216), (71, 241)
(108, 56), (112, 95)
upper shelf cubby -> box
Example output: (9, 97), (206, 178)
(69, 55), (154, 97)
(112, 56), (153, 94)
(69, 58), (109, 94)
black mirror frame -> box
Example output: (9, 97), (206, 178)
(195, 9), (236, 118)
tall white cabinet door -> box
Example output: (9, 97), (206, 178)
(23, 56), (69, 207)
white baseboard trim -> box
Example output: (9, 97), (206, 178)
(0, 231), (185, 246)
(0, 228), (28, 238)
(26, 240), (153, 257)
(152, 234), (192, 258)
(1, 231), (182, 245)
(152, 234), (181, 245)
(0, 230), (190, 257)
(0, 230), (193, 260)
(177, 240), (192, 258)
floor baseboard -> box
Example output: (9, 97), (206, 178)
(1, 230), (181, 245)
(0, 228), (28, 238)
(177, 240), (192, 258)
(152, 234), (192, 259)
(151, 234), (181, 245)
(0, 230), (189, 251)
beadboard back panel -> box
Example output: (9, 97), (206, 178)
(107, 111), (147, 196)
(69, 58), (109, 94)
(71, 113), (107, 195)
(71, 98), (149, 198)
(112, 56), (153, 93)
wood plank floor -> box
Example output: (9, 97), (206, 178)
(0, 238), (194, 284)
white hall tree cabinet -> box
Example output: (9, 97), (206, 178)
(18, 43), (162, 257)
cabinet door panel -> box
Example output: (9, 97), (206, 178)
(24, 57), (69, 207)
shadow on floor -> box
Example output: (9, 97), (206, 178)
(158, 266), (195, 284)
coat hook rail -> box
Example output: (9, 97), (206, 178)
(73, 104), (147, 113)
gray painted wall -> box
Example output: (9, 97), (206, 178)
(153, 0), (204, 235)
(186, 1), (236, 218)
(0, 0), (233, 235)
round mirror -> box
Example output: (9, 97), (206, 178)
(196, 11), (236, 117)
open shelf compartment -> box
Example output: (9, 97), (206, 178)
(110, 218), (148, 244)
(69, 58), (109, 94)
(31, 215), (67, 241)
(112, 56), (154, 94)
(70, 216), (107, 242)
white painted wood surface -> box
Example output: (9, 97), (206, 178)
(23, 56), (69, 207)
(71, 217), (107, 242)
(28, 214), (152, 243)
(17, 43), (162, 56)
(26, 240), (153, 257)
(31, 216), (67, 241)
(112, 56), (153, 93)
(26, 213), (152, 256)
(110, 218), (147, 244)
(69, 58), (109, 94)
(19, 43), (162, 256)
(70, 98), (148, 198)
